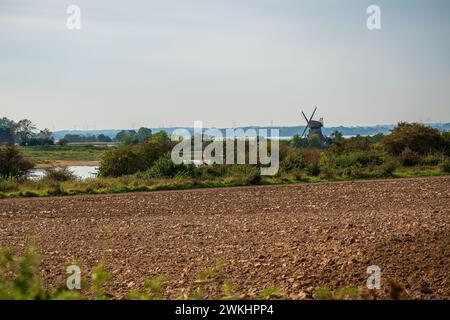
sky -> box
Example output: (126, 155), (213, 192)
(1, 0), (449, 130)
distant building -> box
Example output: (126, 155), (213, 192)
(0, 128), (15, 146)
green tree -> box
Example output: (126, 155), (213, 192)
(98, 132), (174, 177)
(98, 146), (144, 177)
(330, 130), (344, 141)
(383, 122), (447, 155)
(136, 127), (153, 141)
(0, 117), (16, 129)
(15, 119), (37, 146)
(115, 130), (137, 142)
(290, 134), (309, 148)
(96, 134), (112, 143)
(0, 147), (35, 179)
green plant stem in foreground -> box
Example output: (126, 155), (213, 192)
(1, 247), (395, 300)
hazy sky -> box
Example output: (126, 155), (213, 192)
(1, 0), (449, 130)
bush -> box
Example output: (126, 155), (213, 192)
(147, 156), (195, 178)
(280, 149), (306, 172)
(329, 136), (372, 154)
(399, 148), (421, 166)
(383, 122), (447, 155)
(421, 153), (444, 166)
(98, 136), (174, 177)
(320, 150), (386, 170)
(98, 146), (145, 177)
(0, 146), (35, 179)
(380, 159), (398, 177)
(306, 163), (320, 176)
(0, 179), (19, 192)
(228, 165), (261, 184)
(42, 167), (77, 182)
(440, 158), (450, 173)
(299, 148), (323, 166)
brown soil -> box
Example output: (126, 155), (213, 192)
(0, 176), (449, 299)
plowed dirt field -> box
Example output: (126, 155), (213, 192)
(0, 176), (449, 299)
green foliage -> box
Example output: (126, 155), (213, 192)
(280, 149), (306, 172)
(42, 167), (77, 182)
(1, 122), (449, 198)
(0, 246), (415, 301)
(127, 276), (166, 300)
(91, 263), (111, 300)
(0, 117), (16, 129)
(115, 128), (153, 144)
(319, 144), (393, 179)
(368, 133), (385, 144)
(147, 156), (195, 178)
(313, 286), (364, 300)
(61, 134), (112, 143)
(440, 158), (450, 173)
(15, 119), (36, 146)
(100, 133), (176, 177)
(0, 179), (19, 192)
(380, 158), (399, 177)
(307, 135), (324, 148)
(257, 287), (284, 300)
(220, 281), (240, 300)
(57, 138), (69, 146)
(0, 246), (47, 300)
(320, 150), (386, 170)
(329, 136), (372, 154)
(421, 153), (444, 166)
(136, 127), (153, 142)
(228, 165), (261, 184)
(399, 148), (421, 166)
(313, 288), (332, 300)
(290, 134), (326, 149)
(290, 134), (309, 148)
(383, 122), (447, 155)
(330, 130), (344, 141)
(0, 147), (35, 179)
(98, 146), (145, 177)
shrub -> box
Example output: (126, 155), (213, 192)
(0, 147), (34, 179)
(380, 159), (398, 177)
(306, 163), (320, 176)
(99, 137), (175, 177)
(228, 165), (261, 184)
(191, 164), (226, 179)
(421, 153), (444, 166)
(0, 179), (19, 192)
(147, 156), (195, 178)
(42, 167), (76, 182)
(383, 122), (447, 155)
(299, 148), (323, 166)
(0, 246), (47, 300)
(399, 148), (421, 166)
(320, 150), (386, 170)
(329, 136), (372, 154)
(98, 146), (144, 177)
(289, 168), (305, 180)
(440, 158), (450, 173)
(280, 149), (306, 172)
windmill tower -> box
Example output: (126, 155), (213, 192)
(301, 106), (325, 140)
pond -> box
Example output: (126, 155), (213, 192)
(30, 166), (99, 180)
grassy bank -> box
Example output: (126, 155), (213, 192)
(0, 166), (447, 199)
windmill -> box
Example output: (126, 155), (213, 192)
(300, 106), (325, 140)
